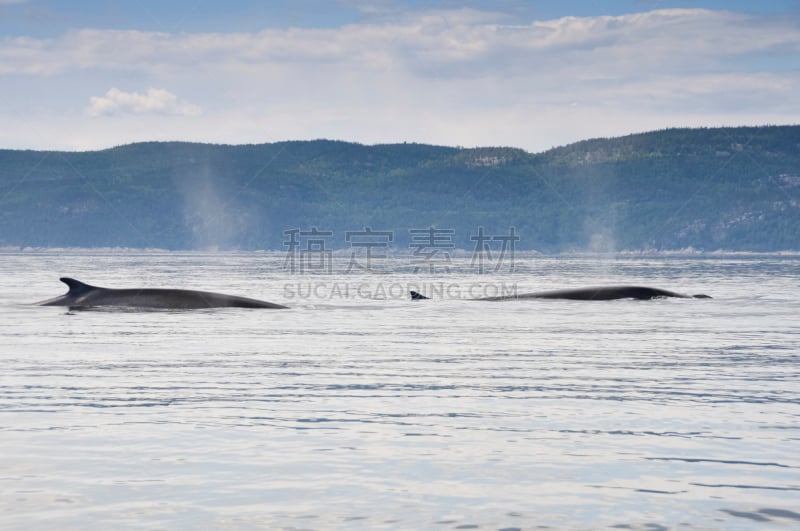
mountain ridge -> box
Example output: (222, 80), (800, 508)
(1, 125), (798, 251)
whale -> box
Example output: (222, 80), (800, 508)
(410, 286), (711, 301)
(36, 277), (288, 310)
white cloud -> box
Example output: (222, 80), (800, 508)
(86, 88), (202, 117)
(3, 9), (798, 78)
(1, 8), (799, 151)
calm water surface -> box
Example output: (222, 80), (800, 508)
(1, 252), (799, 530)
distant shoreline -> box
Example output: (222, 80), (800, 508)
(3, 247), (799, 257)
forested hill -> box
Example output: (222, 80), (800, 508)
(1, 125), (798, 252)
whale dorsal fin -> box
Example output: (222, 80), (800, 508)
(60, 277), (96, 295)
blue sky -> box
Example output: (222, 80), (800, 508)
(2, 1), (799, 35)
(1, 0), (798, 151)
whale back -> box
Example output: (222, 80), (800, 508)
(36, 278), (288, 309)
(410, 285), (712, 301)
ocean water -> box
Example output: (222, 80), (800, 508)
(0, 251), (799, 530)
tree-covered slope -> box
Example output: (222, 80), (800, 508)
(0, 126), (798, 251)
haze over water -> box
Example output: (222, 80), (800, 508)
(1, 251), (799, 529)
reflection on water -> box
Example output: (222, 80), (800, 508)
(1, 252), (799, 529)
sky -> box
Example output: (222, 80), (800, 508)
(0, 0), (798, 152)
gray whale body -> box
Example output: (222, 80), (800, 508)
(411, 286), (711, 301)
(37, 277), (288, 310)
